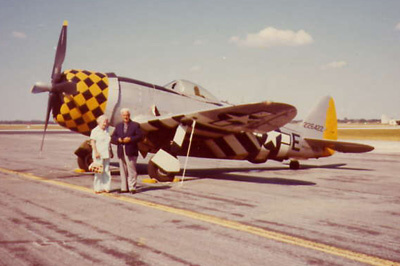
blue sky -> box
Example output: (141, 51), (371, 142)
(0, 0), (399, 121)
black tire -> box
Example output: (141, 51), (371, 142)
(147, 160), (175, 182)
(77, 154), (93, 172)
(289, 160), (300, 170)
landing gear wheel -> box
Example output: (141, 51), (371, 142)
(77, 154), (93, 172)
(289, 160), (300, 170)
(148, 160), (175, 182)
(75, 140), (93, 172)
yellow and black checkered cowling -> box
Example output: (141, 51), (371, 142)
(55, 69), (109, 136)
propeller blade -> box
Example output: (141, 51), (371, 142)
(40, 94), (54, 151)
(53, 81), (77, 95)
(31, 82), (52, 94)
(51, 20), (68, 84)
(36, 21), (69, 152)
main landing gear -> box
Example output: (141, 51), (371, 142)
(289, 160), (300, 170)
(146, 120), (197, 182)
(75, 140), (93, 172)
(147, 159), (175, 182)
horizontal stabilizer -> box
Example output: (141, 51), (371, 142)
(304, 138), (374, 153)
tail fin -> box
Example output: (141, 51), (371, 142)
(301, 96), (337, 140)
(302, 96), (374, 154)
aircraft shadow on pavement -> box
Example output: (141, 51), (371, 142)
(108, 162), (371, 187)
(107, 185), (172, 194)
(111, 162), (371, 174)
(186, 163), (373, 184)
(181, 168), (316, 186)
(110, 163), (313, 186)
(137, 185), (172, 193)
(298, 163), (373, 171)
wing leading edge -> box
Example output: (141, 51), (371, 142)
(140, 101), (297, 136)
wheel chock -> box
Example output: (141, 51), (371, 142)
(142, 178), (158, 184)
(74, 168), (86, 173)
(173, 177), (182, 182)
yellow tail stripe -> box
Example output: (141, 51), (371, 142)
(323, 97), (338, 140)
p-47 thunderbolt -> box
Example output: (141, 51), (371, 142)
(32, 21), (373, 181)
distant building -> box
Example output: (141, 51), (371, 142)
(381, 114), (400, 125)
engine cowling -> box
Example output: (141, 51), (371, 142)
(54, 69), (111, 135)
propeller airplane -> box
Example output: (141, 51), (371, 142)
(32, 21), (373, 182)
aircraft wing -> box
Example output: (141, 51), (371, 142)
(304, 138), (374, 153)
(140, 101), (297, 136)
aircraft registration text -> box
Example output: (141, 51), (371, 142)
(303, 122), (324, 132)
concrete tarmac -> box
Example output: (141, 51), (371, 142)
(0, 132), (399, 265)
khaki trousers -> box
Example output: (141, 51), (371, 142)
(119, 150), (138, 191)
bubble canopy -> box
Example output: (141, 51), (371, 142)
(164, 79), (219, 103)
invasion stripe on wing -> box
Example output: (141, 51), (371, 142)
(214, 137), (236, 157)
(205, 139), (226, 158)
(236, 132), (261, 154)
(223, 135), (248, 157)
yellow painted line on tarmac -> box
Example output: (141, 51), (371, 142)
(0, 166), (398, 266)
